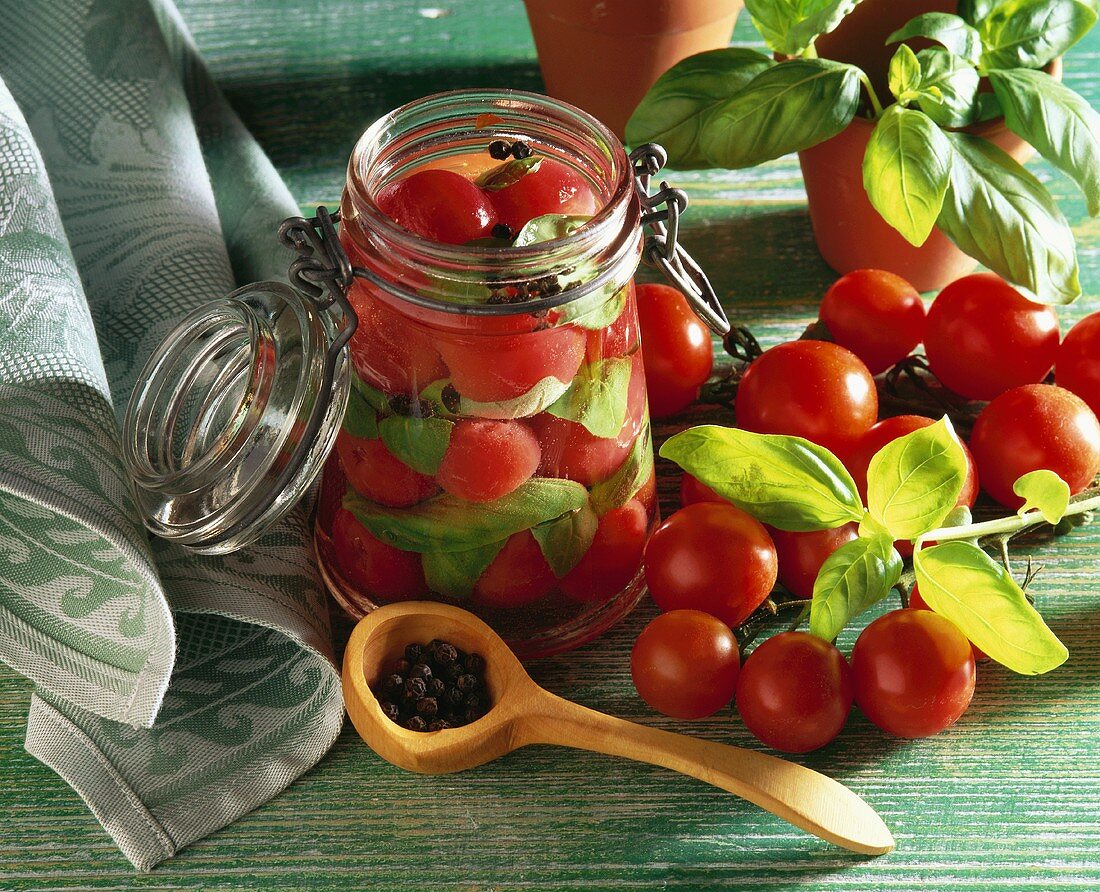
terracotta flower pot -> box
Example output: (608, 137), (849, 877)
(523, 0), (743, 139)
(798, 0), (1061, 291)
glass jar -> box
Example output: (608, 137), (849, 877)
(121, 89), (727, 660)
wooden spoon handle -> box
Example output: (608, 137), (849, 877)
(520, 690), (894, 856)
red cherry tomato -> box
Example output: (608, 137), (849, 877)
(735, 340), (878, 455)
(631, 610), (740, 719)
(635, 283), (713, 418)
(924, 272), (1059, 401)
(851, 609), (976, 738)
(969, 384), (1100, 509)
(585, 283), (639, 361)
(436, 324), (586, 403)
(819, 269), (926, 374)
(347, 283), (448, 396)
(908, 585), (987, 662)
(635, 471), (658, 514)
(436, 420), (541, 503)
(561, 499), (648, 602)
(644, 502), (778, 629)
(331, 508), (426, 601)
(769, 523), (859, 599)
(472, 531), (556, 609)
(489, 157), (601, 231)
(1056, 311), (1100, 419)
(679, 473), (724, 507)
(843, 415), (979, 506)
(376, 169), (497, 244)
(735, 632), (853, 752)
(531, 351), (647, 486)
(336, 431), (438, 508)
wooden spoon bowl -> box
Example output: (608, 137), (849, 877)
(343, 601), (895, 856)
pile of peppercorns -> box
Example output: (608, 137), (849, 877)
(374, 640), (490, 732)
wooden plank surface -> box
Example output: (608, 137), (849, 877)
(1, 2), (1098, 889)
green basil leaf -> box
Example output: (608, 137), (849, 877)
(866, 417), (968, 541)
(863, 105), (953, 246)
(887, 12), (983, 64)
(958, 0), (1005, 25)
(699, 59), (863, 170)
(343, 386), (380, 439)
(937, 132), (1080, 305)
(910, 47), (980, 127)
(377, 414), (453, 475)
(590, 425), (654, 515)
(974, 91), (1004, 121)
(1013, 469), (1071, 523)
(475, 156), (542, 191)
(660, 425), (863, 531)
(531, 501), (599, 578)
(979, 0), (1097, 70)
(989, 68), (1100, 216)
(344, 477), (588, 552)
(914, 542), (1068, 674)
(422, 540), (507, 600)
(421, 375), (572, 420)
(513, 214), (591, 247)
(744, 0), (863, 56)
(625, 48), (776, 170)
(546, 357), (632, 439)
(351, 373), (389, 410)
(809, 533), (903, 641)
(888, 45), (922, 99)
(562, 281), (628, 331)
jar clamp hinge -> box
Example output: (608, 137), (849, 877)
(629, 143), (730, 336)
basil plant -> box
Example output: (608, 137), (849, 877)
(626, 0), (1100, 305)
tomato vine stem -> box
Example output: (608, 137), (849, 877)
(918, 490), (1100, 548)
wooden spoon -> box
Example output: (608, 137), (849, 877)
(343, 601), (895, 856)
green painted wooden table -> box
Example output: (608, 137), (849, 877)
(2, 3), (1099, 889)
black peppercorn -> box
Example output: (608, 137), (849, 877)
(442, 660), (464, 681)
(408, 663), (432, 680)
(379, 701), (400, 722)
(463, 708), (483, 725)
(440, 384), (461, 414)
(381, 673), (403, 695)
(404, 643), (424, 663)
(404, 715), (428, 732)
(391, 658), (412, 676)
(491, 222), (514, 241)
(434, 643), (459, 666)
(404, 676), (427, 700)
(446, 686), (466, 707)
(465, 653), (486, 675)
(456, 673), (479, 692)
(416, 697), (439, 718)
(511, 140), (533, 159)
(427, 719), (452, 732)
(427, 676), (446, 698)
(488, 139), (511, 160)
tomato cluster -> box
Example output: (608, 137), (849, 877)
(629, 268), (1100, 753)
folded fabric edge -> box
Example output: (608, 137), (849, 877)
(24, 695), (176, 871)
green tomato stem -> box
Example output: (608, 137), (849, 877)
(918, 492), (1100, 548)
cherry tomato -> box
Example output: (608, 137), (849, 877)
(924, 273), (1059, 401)
(472, 531), (556, 609)
(489, 157), (601, 232)
(561, 499), (648, 603)
(843, 415), (979, 506)
(635, 283), (714, 418)
(585, 283), (639, 361)
(735, 632), (853, 752)
(436, 419), (541, 503)
(376, 169), (497, 244)
(819, 269), (926, 374)
(908, 585), (987, 662)
(969, 384), (1100, 509)
(769, 523), (859, 599)
(735, 340), (878, 455)
(851, 608), (976, 738)
(644, 502), (778, 629)
(436, 324), (586, 403)
(635, 471), (658, 514)
(331, 508), (426, 601)
(679, 473), (723, 507)
(336, 431), (438, 508)
(1056, 311), (1100, 419)
(631, 610), (740, 719)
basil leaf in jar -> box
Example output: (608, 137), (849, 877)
(351, 372), (389, 410)
(378, 414), (453, 475)
(344, 477), (589, 552)
(512, 213), (591, 247)
(475, 156), (542, 191)
(546, 357), (632, 439)
(421, 540), (508, 599)
(590, 425), (654, 515)
(343, 386), (380, 439)
(562, 282), (629, 331)
(421, 375), (572, 420)
(531, 500), (599, 578)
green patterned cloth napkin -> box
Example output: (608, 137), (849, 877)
(0, 0), (344, 870)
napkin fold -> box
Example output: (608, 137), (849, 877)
(0, 0), (344, 870)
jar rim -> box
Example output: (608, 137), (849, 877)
(343, 88), (640, 316)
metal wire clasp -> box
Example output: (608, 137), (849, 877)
(630, 143), (730, 336)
